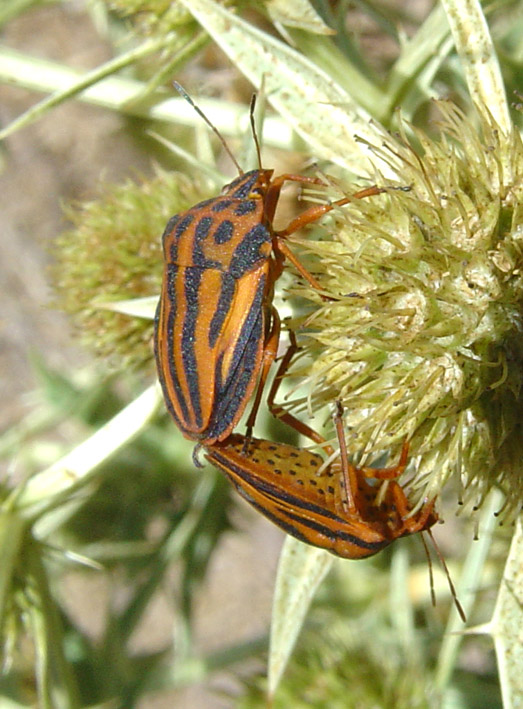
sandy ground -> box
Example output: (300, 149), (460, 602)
(1, 5), (283, 706)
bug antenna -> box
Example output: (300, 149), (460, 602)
(173, 81), (244, 176)
(249, 94), (263, 170)
(420, 532), (437, 608)
(427, 528), (467, 622)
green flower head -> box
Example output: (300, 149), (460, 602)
(287, 103), (523, 520)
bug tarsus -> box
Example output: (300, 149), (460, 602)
(241, 433), (253, 455)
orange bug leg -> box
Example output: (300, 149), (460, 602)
(355, 437), (410, 481)
(265, 329), (330, 447)
(270, 181), (385, 294)
(264, 331), (438, 537)
(331, 399), (438, 541)
(389, 484), (437, 535)
(274, 184), (384, 238)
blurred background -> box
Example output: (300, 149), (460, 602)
(1, 1), (520, 706)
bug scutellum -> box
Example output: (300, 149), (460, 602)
(154, 84), (384, 444)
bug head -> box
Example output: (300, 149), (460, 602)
(221, 169), (274, 200)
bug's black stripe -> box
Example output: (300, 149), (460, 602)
(210, 449), (343, 521)
(234, 199), (257, 215)
(161, 214), (180, 257)
(181, 267), (204, 428)
(154, 267), (189, 428)
(211, 199), (233, 212)
(229, 223), (271, 278)
(208, 272), (236, 350)
(204, 310), (262, 441)
(164, 262), (177, 303)
(167, 213), (194, 263)
(192, 197), (214, 209)
(190, 216), (221, 269)
(218, 312), (261, 417)
(282, 507), (386, 553)
(193, 216), (213, 262)
(165, 267), (190, 425)
(231, 483), (314, 546)
(208, 449), (386, 553)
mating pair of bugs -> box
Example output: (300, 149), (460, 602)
(153, 84), (437, 562)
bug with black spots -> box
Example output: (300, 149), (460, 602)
(204, 413), (437, 560)
(204, 333), (465, 619)
(205, 423), (465, 619)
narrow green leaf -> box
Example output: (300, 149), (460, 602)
(435, 490), (503, 693)
(441, 0), (510, 131)
(93, 296), (158, 320)
(13, 385), (162, 519)
(491, 516), (523, 709)
(178, 0), (395, 177)
(283, 30), (384, 119)
(0, 511), (25, 633)
(265, 0), (335, 35)
(0, 37), (170, 139)
(0, 47), (292, 148)
(268, 538), (333, 697)
(387, 4), (454, 115)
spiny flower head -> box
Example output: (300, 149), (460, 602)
(287, 102), (523, 519)
(53, 169), (207, 370)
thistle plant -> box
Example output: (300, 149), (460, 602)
(0, 0), (521, 707)
(287, 103), (523, 520)
(53, 169), (207, 369)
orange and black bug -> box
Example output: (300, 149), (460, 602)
(154, 84), (384, 444)
(203, 326), (437, 559)
(205, 426), (466, 619)
(204, 411), (438, 560)
(205, 334), (465, 620)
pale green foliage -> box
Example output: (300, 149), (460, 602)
(0, 0), (521, 706)
(288, 105), (523, 518)
(53, 169), (207, 368)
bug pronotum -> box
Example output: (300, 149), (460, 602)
(154, 84), (385, 444)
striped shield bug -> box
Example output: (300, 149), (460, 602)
(154, 84), (385, 444)
(205, 333), (466, 621)
(204, 418), (438, 561)
(203, 326), (438, 559)
(205, 425), (465, 619)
